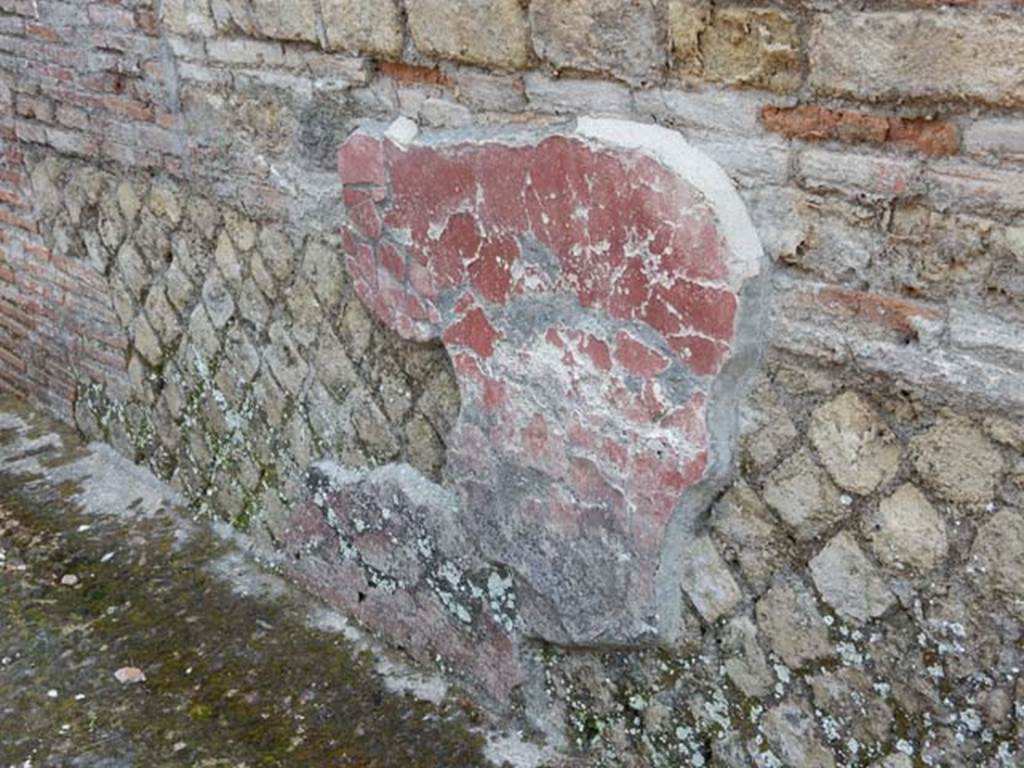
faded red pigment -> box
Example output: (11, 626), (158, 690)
(332, 128), (744, 646)
(337, 134), (736, 375)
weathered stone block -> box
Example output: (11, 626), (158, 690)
(679, 535), (742, 623)
(925, 160), (1024, 217)
(222, 209), (257, 252)
(530, 0), (664, 83)
(808, 391), (900, 496)
(160, 0), (217, 37)
(748, 400), (801, 475)
(809, 13), (1024, 107)
(798, 147), (920, 201)
(810, 668), (893, 747)
(763, 449), (844, 541)
(809, 531), (895, 623)
(322, 0), (403, 58)
(865, 483), (947, 574)
(283, 464), (526, 697)
(265, 321), (308, 395)
(325, 117), (763, 653)
(524, 73), (633, 116)
(911, 416), (1003, 504)
(755, 578), (832, 668)
(212, 0), (318, 42)
(761, 699), (837, 768)
(407, 0), (530, 69)
(711, 482), (787, 595)
(970, 510), (1024, 618)
(666, 0), (708, 71)
(132, 313), (163, 367)
(720, 614), (773, 698)
(694, 7), (800, 93)
(201, 274), (235, 330)
(116, 242), (149, 301)
(874, 756), (913, 768)
(963, 118), (1024, 158)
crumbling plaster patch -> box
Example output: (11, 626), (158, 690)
(290, 116), (765, 667)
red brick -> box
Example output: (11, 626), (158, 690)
(25, 22), (60, 42)
(0, 343), (26, 372)
(0, 366), (28, 397)
(0, 188), (28, 208)
(14, 95), (54, 123)
(100, 94), (155, 122)
(0, 206), (38, 232)
(377, 61), (450, 87)
(888, 118), (959, 157)
(814, 286), (943, 337)
(762, 105), (959, 157)
(23, 242), (51, 261)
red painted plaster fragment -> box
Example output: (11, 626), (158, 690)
(338, 134), (386, 186)
(442, 307), (501, 358)
(614, 331), (670, 378)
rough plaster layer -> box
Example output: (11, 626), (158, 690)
(299, 118), (764, 652)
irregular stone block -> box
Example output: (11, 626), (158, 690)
(524, 73), (634, 116)
(763, 448), (845, 541)
(925, 160), (1024, 217)
(864, 483), (947, 574)
(666, 0), (708, 72)
(761, 699), (837, 768)
(755, 578), (832, 669)
(679, 535), (742, 623)
(970, 509), (1024, 619)
(720, 614), (772, 698)
(808, 391), (900, 496)
(739, 385), (798, 473)
(322, 0), (403, 58)
(669, 3), (800, 92)
(711, 482), (788, 595)
(911, 416), (1004, 504)
(315, 117), (763, 656)
(964, 118), (1024, 158)
(160, 0), (217, 37)
(407, 0), (531, 69)
(530, 0), (664, 83)
(809, 667), (894, 746)
(809, 13), (1024, 107)
(211, 0), (318, 43)
(810, 532), (895, 623)
(873, 756), (913, 768)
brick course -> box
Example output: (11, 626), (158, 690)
(762, 105), (959, 157)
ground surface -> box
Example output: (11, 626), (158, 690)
(0, 398), (538, 768)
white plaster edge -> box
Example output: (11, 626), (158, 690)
(575, 117), (764, 284)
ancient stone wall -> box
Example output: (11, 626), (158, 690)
(1, 1), (1023, 765)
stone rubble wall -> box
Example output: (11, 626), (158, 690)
(0, 1), (1022, 766)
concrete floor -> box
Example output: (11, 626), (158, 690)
(0, 398), (552, 768)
